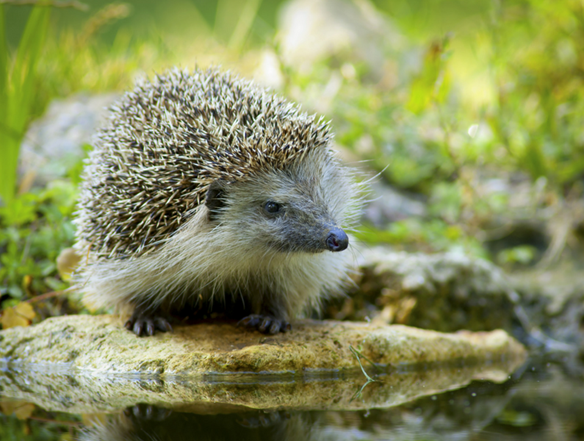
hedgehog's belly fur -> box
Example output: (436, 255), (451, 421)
(78, 209), (352, 323)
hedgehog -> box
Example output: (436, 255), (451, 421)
(74, 68), (361, 336)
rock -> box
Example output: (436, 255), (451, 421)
(19, 93), (119, 188)
(363, 181), (428, 227)
(323, 247), (581, 367)
(0, 315), (525, 413)
(0, 315), (524, 375)
(327, 247), (518, 333)
(510, 265), (584, 374)
(277, 0), (404, 78)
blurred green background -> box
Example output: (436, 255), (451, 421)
(1, 0), (584, 316)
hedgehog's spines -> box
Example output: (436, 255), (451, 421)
(75, 68), (335, 259)
(74, 68), (361, 332)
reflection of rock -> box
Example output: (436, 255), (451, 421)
(9, 364), (584, 441)
(277, 0), (403, 77)
(45, 368), (534, 441)
(10, 363), (581, 441)
(0, 315), (525, 413)
(18, 93), (118, 187)
(321, 379), (518, 441)
(327, 247), (518, 333)
(0, 356), (524, 415)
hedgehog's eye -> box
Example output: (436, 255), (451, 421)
(263, 201), (282, 216)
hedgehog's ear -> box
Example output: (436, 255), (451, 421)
(206, 180), (227, 221)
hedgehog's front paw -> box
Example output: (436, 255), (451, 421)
(237, 314), (291, 334)
(125, 310), (173, 337)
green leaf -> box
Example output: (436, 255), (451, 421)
(522, 141), (548, 180)
(557, 156), (584, 184)
(406, 36), (451, 114)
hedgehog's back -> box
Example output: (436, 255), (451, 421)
(75, 68), (332, 260)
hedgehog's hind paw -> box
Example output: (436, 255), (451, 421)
(125, 310), (173, 337)
(124, 403), (172, 422)
(237, 314), (291, 334)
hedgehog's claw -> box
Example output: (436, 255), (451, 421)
(237, 314), (290, 334)
(155, 317), (173, 333)
(125, 311), (173, 337)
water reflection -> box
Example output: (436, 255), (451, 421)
(81, 407), (300, 441)
(73, 364), (582, 441)
(0, 356), (522, 414)
(2, 359), (583, 440)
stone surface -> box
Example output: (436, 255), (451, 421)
(363, 181), (428, 227)
(322, 247), (581, 367)
(19, 93), (118, 187)
(327, 247), (519, 333)
(0, 315), (525, 413)
(510, 264), (584, 373)
(0, 315), (525, 377)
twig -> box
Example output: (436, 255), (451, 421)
(25, 287), (73, 303)
(28, 416), (83, 427)
(348, 345), (380, 403)
(349, 345), (380, 382)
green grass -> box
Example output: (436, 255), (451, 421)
(0, 3), (50, 206)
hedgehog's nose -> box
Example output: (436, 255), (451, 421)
(326, 228), (349, 252)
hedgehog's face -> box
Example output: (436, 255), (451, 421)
(205, 151), (356, 255)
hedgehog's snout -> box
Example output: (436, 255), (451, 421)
(326, 227), (349, 252)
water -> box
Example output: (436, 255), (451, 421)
(1, 358), (581, 440)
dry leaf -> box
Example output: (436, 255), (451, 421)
(1, 302), (36, 329)
(57, 247), (82, 281)
(15, 302), (36, 320)
(0, 400), (35, 419)
(14, 403), (35, 420)
(81, 413), (108, 427)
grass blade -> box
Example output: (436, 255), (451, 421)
(0, 4), (12, 206)
(0, 5), (7, 116)
(228, 0), (261, 50)
(0, 4), (51, 206)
